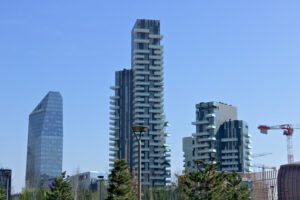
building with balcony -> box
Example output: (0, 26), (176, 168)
(0, 169), (11, 199)
(25, 91), (63, 188)
(110, 19), (170, 187)
(183, 102), (252, 173)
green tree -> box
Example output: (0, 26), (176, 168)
(224, 171), (250, 200)
(178, 158), (250, 200)
(0, 186), (6, 200)
(46, 171), (73, 200)
(106, 159), (135, 200)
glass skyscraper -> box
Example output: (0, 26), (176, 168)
(25, 91), (63, 188)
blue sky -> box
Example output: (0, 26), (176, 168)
(1, 0), (300, 192)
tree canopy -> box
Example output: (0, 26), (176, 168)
(178, 158), (250, 200)
(106, 159), (135, 200)
(46, 171), (73, 200)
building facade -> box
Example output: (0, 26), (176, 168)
(182, 137), (194, 173)
(218, 120), (252, 172)
(109, 69), (134, 168)
(183, 102), (252, 173)
(25, 91), (63, 188)
(109, 19), (171, 187)
(0, 169), (11, 199)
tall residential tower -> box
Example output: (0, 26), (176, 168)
(183, 102), (252, 173)
(110, 19), (171, 187)
(26, 91), (63, 188)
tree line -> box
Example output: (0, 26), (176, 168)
(2, 158), (250, 200)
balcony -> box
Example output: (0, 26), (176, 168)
(154, 50), (163, 55)
(133, 119), (144, 124)
(153, 103), (163, 108)
(149, 76), (163, 81)
(154, 71), (163, 76)
(134, 70), (150, 75)
(149, 55), (163, 60)
(192, 132), (210, 137)
(109, 105), (120, 110)
(133, 86), (144, 92)
(133, 81), (150, 86)
(154, 82), (163, 86)
(206, 125), (216, 129)
(133, 108), (144, 113)
(134, 28), (150, 33)
(149, 98), (163, 102)
(133, 54), (145, 60)
(109, 126), (120, 131)
(134, 49), (150, 54)
(153, 114), (164, 119)
(154, 125), (164, 130)
(110, 101), (117, 105)
(109, 132), (118, 136)
(133, 97), (144, 103)
(109, 137), (119, 141)
(149, 141), (163, 146)
(149, 34), (163, 39)
(133, 60), (150, 65)
(221, 149), (238, 153)
(134, 114), (150, 118)
(133, 76), (145, 82)
(222, 155), (238, 159)
(134, 39), (150, 43)
(132, 65), (146, 70)
(133, 103), (150, 108)
(109, 111), (117, 116)
(154, 61), (163, 66)
(199, 149), (217, 153)
(193, 143), (210, 148)
(110, 95), (120, 100)
(244, 133), (252, 138)
(149, 87), (163, 92)
(149, 120), (164, 124)
(206, 113), (216, 118)
(149, 65), (163, 71)
(245, 144), (252, 149)
(149, 131), (163, 135)
(221, 138), (238, 142)
(149, 44), (163, 49)
(192, 120), (209, 125)
(149, 109), (163, 113)
(109, 116), (119, 120)
(197, 137), (216, 142)
(133, 92), (150, 97)
(110, 86), (120, 90)
(154, 93), (164, 97)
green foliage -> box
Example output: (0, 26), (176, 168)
(19, 188), (36, 200)
(143, 186), (179, 200)
(46, 171), (73, 200)
(178, 158), (250, 200)
(106, 159), (135, 200)
(19, 187), (46, 200)
(0, 186), (6, 200)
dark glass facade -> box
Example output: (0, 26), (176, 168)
(0, 169), (11, 199)
(25, 91), (63, 188)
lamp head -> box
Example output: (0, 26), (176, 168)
(131, 126), (148, 133)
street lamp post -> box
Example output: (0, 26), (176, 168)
(131, 126), (148, 200)
(97, 176), (104, 200)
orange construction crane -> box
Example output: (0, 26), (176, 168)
(258, 124), (300, 164)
